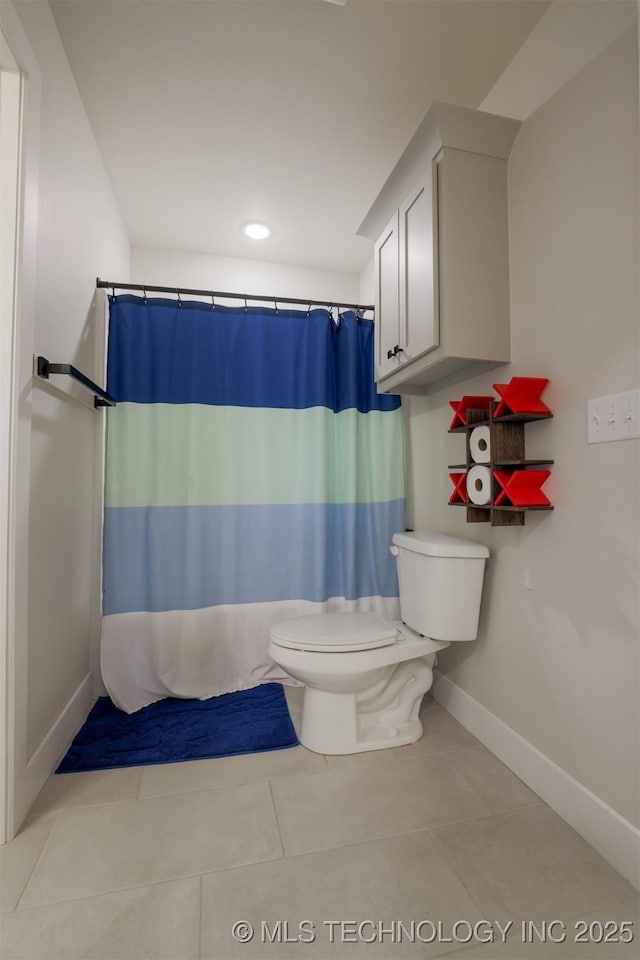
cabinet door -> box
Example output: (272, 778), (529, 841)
(398, 164), (439, 360)
(374, 211), (400, 380)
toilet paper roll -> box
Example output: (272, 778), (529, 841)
(467, 465), (492, 505)
(469, 425), (491, 463)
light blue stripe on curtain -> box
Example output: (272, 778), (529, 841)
(103, 499), (406, 615)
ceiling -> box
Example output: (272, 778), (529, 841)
(50, 0), (549, 274)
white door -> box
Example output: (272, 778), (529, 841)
(373, 211), (400, 380)
(0, 6), (39, 843)
(398, 164), (439, 362)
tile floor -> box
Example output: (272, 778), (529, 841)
(0, 690), (638, 959)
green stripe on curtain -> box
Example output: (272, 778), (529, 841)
(105, 403), (405, 508)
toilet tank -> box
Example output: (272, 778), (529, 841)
(391, 531), (489, 642)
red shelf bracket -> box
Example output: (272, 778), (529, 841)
(494, 469), (552, 507)
(492, 377), (551, 418)
(449, 472), (468, 504)
(448, 395), (495, 429)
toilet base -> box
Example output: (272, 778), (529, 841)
(298, 655), (435, 755)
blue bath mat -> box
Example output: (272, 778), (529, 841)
(56, 683), (298, 773)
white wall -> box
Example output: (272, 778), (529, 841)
(407, 25), (639, 833)
(358, 256), (375, 306)
(480, 0), (637, 121)
(131, 246), (360, 307)
(14, 2), (129, 765)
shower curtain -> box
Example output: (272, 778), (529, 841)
(101, 295), (405, 712)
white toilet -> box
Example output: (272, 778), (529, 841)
(269, 531), (489, 755)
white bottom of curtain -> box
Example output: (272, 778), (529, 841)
(102, 596), (401, 713)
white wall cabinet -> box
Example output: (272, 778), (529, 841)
(359, 102), (521, 394)
(374, 212), (400, 380)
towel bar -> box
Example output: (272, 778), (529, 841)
(36, 356), (116, 408)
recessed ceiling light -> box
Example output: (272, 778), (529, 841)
(243, 222), (271, 240)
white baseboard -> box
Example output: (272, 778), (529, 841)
(22, 673), (94, 820)
(431, 669), (640, 891)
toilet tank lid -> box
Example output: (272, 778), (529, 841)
(392, 531), (490, 559)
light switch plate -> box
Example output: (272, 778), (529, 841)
(587, 388), (640, 443)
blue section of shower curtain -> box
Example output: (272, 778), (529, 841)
(106, 296), (400, 414)
(103, 499), (406, 615)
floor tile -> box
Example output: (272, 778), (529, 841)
(139, 745), (327, 799)
(0, 815), (56, 913)
(29, 767), (143, 817)
(445, 894), (640, 958)
(532, 896), (640, 959)
(442, 746), (541, 814)
(20, 781), (282, 907)
(0, 876), (200, 958)
(201, 831), (485, 958)
(271, 754), (490, 856)
(433, 805), (636, 926)
(324, 698), (480, 770)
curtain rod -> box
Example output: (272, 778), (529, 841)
(96, 278), (374, 314)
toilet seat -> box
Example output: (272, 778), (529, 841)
(270, 612), (398, 653)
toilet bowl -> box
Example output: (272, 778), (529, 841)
(269, 531), (489, 755)
(269, 613), (449, 754)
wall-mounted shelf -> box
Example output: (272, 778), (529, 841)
(450, 460), (554, 468)
(447, 380), (553, 526)
(493, 459), (554, 466)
